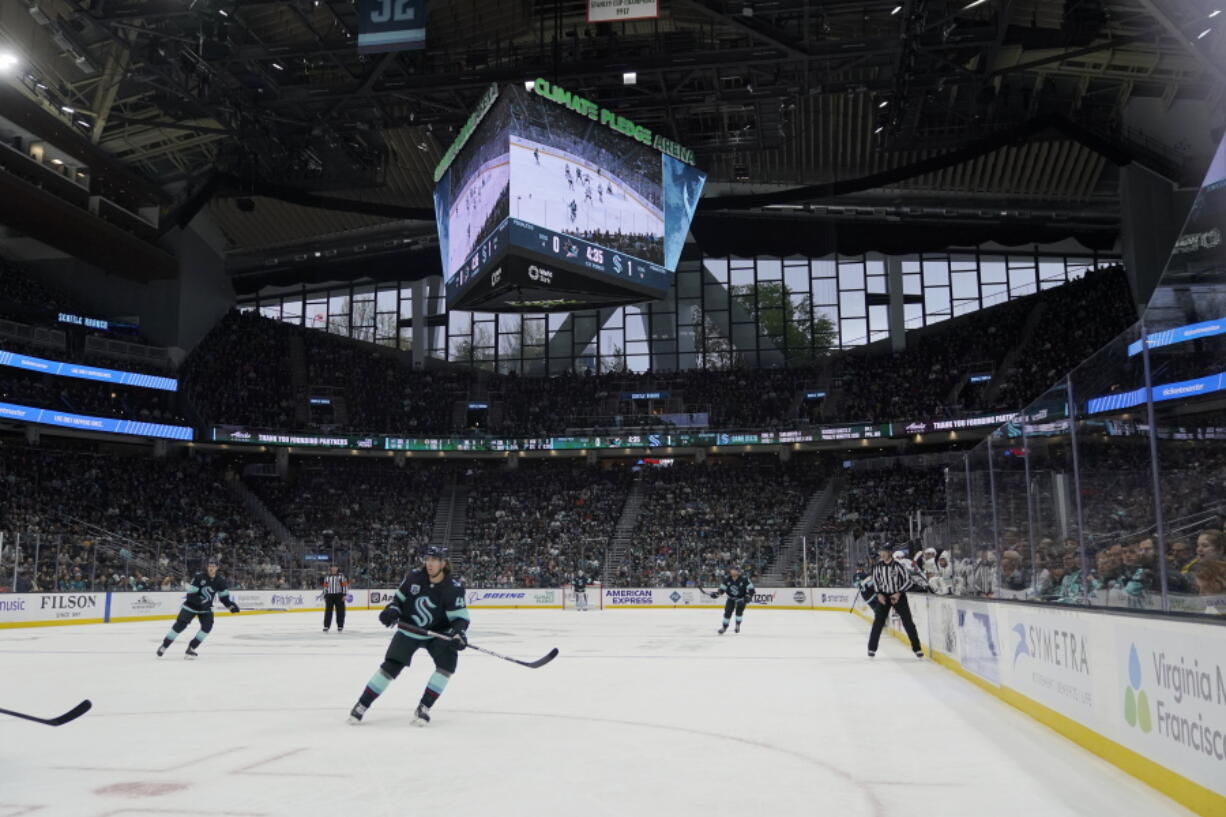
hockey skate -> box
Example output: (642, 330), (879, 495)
(156, 645), (166, 657)
(718, 624), (728, 634)
(412, 704), (431, 727)
(184, 647), (199, 659)
(734, 623), (741, 633)
(347, 704), (366, 725)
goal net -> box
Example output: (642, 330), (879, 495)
(562, 582), (603, 610)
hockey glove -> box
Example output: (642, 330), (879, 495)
(226, 602), (240, 613)
(708, 591), (721, 599)
(378, 605), (401, 627)
(447, 627), (468, 651)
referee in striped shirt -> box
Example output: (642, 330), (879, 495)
(322, 565), (349, 633)
(867, 545), (923, 659)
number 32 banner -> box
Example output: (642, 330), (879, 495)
(358, 0), (426, 53)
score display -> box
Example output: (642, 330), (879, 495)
(434, 81), (705, 312)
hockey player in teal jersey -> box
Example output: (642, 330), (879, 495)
(708, 565), (754, 634)
(348, 546), (470, 726)
(156, 557), (239, 659)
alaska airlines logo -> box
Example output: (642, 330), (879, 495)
(1123, 644), (1153, 733)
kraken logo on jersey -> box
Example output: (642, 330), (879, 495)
(411, 596), (436, 628)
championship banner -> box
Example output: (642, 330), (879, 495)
(587, 0), (659, 22)
(357, 0), (426, 54)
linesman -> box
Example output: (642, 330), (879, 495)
(867, 545), (924, 659)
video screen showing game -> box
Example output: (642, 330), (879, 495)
(435, 82), (706, 311)
(433, 94), (511, 287)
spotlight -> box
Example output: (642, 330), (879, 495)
(962, 0), (989, 8)
(271, 61), (284, 71)
(1211, 10), (1222, 18)
(878, 99), (889, 108)
(61, 105), (74, 113)
(622, 71), (637, 85)
(0, 51), (17, 74)
(524, 79), (534, 91)
(874, 125), (885, 134)
(1197, 28), (1212, 38)
(891, 5), (902, 14)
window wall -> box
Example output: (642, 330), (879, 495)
(242, 248), (1114, 373)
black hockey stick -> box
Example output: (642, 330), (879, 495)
(398, 625), (559, 669)
(0, 699), (91, 726)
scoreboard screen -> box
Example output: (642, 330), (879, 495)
(434, 81), (705, 312)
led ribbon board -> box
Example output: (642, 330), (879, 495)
(0, 401), (192, 440)
(0, 349), (177, 391)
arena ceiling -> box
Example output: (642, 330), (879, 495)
(1, 0), (1224, 261)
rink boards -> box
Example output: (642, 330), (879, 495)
(0, 586), (853, 627)
(3, 587), (1222, 815)
(860, 595), (1226, 817)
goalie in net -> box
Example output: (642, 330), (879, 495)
(562, 572), (602, 610)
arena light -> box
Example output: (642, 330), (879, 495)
(60, 105), (74, 113)
(523, 79), (534, 91)
(1211, 10), (1222, 18)
(271, 61), (284, 71)
(891, 4), (902, 13)
(622, 71), (637, 85)
(962, 0), (989, 8)
(0, 51), (18, 74)
(1198, 27), (1212, 38)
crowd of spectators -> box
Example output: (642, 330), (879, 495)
(623, 456), (827, 587)
(993, 268), (1136, 410)
(301, 330), (467, 434)
(182, 310), (297, 428)
(249, 458), (447, 587)
(174, 267), (1132, 441)
(0, 442), (289, 592)
(461, 461), (630, 588)
(0, 366), (186, 425)
(833, 465), (946, 540)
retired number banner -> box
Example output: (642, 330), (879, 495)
(358, 0), (427, 53)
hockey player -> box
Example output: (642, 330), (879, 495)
(707, 566), (754, 633)
(348, 546), (470, 726)
(533, 147), (540, 165)
(572, 572), (591, 611)
(156, 557), (239, 659)
(568, 199), (578, 223)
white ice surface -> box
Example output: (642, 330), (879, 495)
(510, 136), (664, 241)
(0, 610), (1195, 817)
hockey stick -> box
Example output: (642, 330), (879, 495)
(0, 699), (91, 726)
(397, 624), (559, 669)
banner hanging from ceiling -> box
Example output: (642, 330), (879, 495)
(587, 0), (660, 23)
(357, 0), (427, 54)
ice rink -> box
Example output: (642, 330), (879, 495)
(0, 609), (1194, 817)
(509, 136), (664, 242)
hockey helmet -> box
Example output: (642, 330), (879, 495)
(423, 545), (449, 560)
